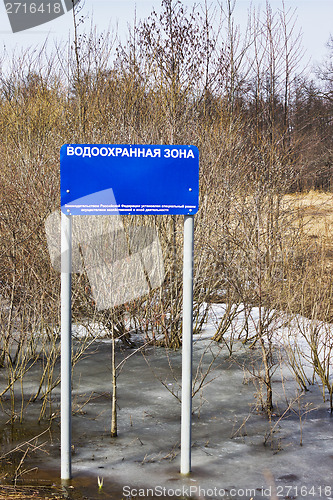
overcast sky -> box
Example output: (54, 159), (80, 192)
(0, 0), (332, 74)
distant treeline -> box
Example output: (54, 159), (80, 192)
(0, 0), (332, 196)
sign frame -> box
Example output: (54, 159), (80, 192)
(60, 144), (199, 216)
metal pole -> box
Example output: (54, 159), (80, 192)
(61, 213), (72, 480)
(181, 214), (194, 475)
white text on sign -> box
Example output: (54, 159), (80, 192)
(66, 146), (195, 159)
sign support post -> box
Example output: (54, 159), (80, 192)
(59, 144), (199, 479)
(180, 214), (194, 475)
(61, 213), (72, 480)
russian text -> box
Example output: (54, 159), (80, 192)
(66, 146), (195, 159)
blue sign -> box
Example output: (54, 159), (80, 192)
(60, 144), (199, 215)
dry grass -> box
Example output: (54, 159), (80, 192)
(0, 485), (64, 499)
(283, 191), (333, 273)
(285, 190), (333, 240)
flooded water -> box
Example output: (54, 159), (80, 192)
(1, 331), (333, 499)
